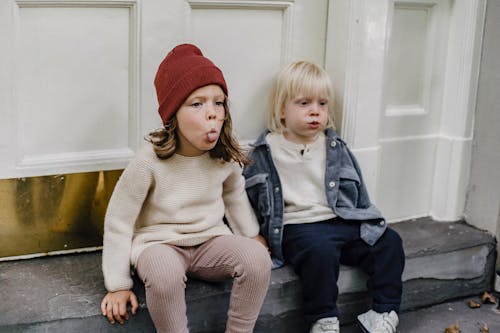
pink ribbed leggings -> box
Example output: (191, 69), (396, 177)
(136, 235), (272, 333)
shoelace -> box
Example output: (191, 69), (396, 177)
(374, 313), (397, 333)
(318, 319), (339, 332)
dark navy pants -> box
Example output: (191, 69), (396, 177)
(282, 218), (405, 326)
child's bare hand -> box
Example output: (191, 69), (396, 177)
(100, 290), (138, 325)
(252, 234), (270, 254)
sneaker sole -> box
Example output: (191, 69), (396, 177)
(356, 318), (370, 333)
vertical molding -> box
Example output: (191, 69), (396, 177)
(128, 0), (141, 151)
(326, 0), (390, 201)
(338, 0), (363, 147)
(431, 0), (486, 221)
(280, 1), (294, 66)
(0, 2), (17, 175)
(324, 0), (348, 137)
(432, 136), (473, 220)
(349, 0), (390, 150)
(349, 0), (390, 201)
(440, 0), (484, 137)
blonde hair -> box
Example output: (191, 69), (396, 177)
(267, 61), (335, 132)
(147, 99), (250, 166)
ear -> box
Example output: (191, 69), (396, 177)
(280, 107), (286, 119)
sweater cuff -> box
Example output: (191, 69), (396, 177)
(104, 276), (134, 293)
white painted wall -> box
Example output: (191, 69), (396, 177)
(464, 0), (500, 239)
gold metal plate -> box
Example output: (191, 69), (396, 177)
(0, 170), (122, 260)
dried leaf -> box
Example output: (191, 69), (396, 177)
(468, 300), (481, 308)
(444, 323), (460, 333)
(481, 291), (497, 304)
(480, 323), (489, 333)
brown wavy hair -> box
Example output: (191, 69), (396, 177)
(146, 100), (249, 166)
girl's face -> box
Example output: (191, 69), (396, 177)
(176, 84), (226, 156)
(281, 94), (329, 144)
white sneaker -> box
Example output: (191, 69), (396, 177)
(310, 317), (340, 333)
(357, 310), (398, 333)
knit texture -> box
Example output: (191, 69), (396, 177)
(267, 132), (336, 225)
(154, 44), (228, 124)
(102, 144), (259, 292)
(136, 236), (271, 333)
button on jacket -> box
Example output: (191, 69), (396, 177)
(243, 128), (387, 268)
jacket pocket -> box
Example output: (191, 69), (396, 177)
(336, 168), (360, 208)
(245, 173), (272, 219)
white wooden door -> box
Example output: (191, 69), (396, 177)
(0, 0), (329, 179)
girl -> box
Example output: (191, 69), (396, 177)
(100, 44), (271, 333)
(243, 61), (405, 333)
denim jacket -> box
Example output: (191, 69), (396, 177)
(243, 128), (387, 268)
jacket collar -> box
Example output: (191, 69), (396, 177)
(252, 127), (339, 147)
(252, 129), (271, 147)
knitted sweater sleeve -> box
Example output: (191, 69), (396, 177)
(222, 163), (260, 237)
(102, 149), (153, 292)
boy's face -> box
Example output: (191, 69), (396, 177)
(281, 94), (329, 144)
(176, 84), (226, 156)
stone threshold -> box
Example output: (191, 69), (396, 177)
(0, 217), (496, 333)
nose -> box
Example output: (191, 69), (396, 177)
(309, 103), (320, 115)
(206, 102), (217, 120)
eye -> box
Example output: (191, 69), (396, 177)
(215, 101), (225, 107)
(191, 102), (202, 108)
(320, 100), (328, 106)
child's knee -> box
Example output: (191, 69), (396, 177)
(384, 228), (404, 251)
(305, 242), (339, 267)
(145, 268), (187, 296)
(237, 242), (272, 280)
(254, 244), (272, 271)
(137, 249), (187, 294)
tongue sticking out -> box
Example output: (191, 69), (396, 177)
(207, 131), (219, 143)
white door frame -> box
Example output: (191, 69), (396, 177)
(325, 0), (486, 222)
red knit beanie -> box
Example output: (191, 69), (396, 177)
(154, 44), (228, 125)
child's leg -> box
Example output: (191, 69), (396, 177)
(341, 227), (405, 313)
(136, 243), (190, 333)
(282, 220), (357, 326)
(189, 235), (272, 333)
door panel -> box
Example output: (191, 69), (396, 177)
(378, 0), (451, 220)
(378, 0), (484, 221)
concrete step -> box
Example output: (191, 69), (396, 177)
(0, 218), (496, 333)
(340, 293), (500, 333)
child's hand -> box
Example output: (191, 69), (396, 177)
(100, 290), (138, 325)
(252, 234), (271, 255)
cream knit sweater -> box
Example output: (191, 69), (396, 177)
(102, 144), (260, 292)
(267, 132), (336, 225)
